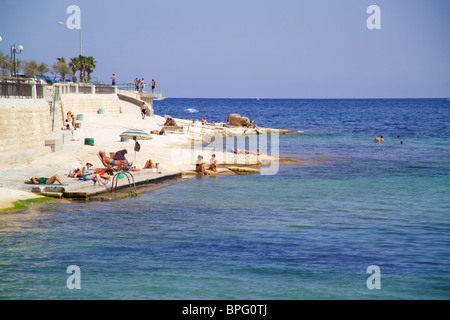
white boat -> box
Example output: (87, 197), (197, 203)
(155, 97), (166, 100)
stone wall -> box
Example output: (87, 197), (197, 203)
(1, 83), (122, 167)
(48, 85), (122, 131)
(0, 99), (52, 166)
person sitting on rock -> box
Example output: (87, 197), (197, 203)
(209, 154), (218, 172)
(195, 155), (209, 175)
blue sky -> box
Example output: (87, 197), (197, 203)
(1, 0), (449, 98)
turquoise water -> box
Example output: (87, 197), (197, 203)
(0, 99), (449, 299)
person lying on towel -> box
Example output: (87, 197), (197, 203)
(25, 174), (64, 185)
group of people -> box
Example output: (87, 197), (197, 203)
(163, 117), (176, 126)
(195, 154), (218, 176)
(98, 149), (160, 172)
(374, 135), (404, 144)
(197, 117), (258, 129)
(65, 111), (76, 130)
(68, 162), (112, 186)
(98, 150), (132, 169)
(24, 148), (163, 187)
(134, 78), (157, 93)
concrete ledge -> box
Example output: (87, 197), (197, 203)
(25, 170), (182, 199)
(45, 133), (63, 152)
(62, 130), (73, 143)
(44, 130), (73, 152)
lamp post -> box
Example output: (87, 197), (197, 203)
(10, 44), (23, 77)
(58, 21), (82, 55)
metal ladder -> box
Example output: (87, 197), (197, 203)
(110, 171), (137, 197)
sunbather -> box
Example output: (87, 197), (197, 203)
(150, 128), (166, 135)
(143, 159), (159, 169)
(113, 149), (132, 165)
(232, 149), (261, 155)
(68, 168), (82, 178)
(163, 117), (176, 126)
(82, 162), (109, 186)
(98, 151), (130, 167)
(25, 174), (64, 185)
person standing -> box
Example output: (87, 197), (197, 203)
(141, 102), (147, 119)
(134, 78), (140, 91)
(139, 78), (145, 93)
(111, 74), (116, 85)
(151, 79), (156, 93)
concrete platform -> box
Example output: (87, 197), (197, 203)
(24, 169), (182, 199)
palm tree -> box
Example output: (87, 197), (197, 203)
(78, 55), (87, 82)
(69, 57), (80, 83)
(85, 56), (96, 82)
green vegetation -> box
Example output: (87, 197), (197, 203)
(0, 196), (54, 213)
(0, 49), (96, 83)
(24, 60), (50, 78)
(0, 51), (49, 78)
(52, 57), (70, 82)
(52, 55), (96, 83)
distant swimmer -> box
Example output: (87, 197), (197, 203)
(374, 135), (384, 143)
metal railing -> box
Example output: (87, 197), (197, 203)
(0, 78), (33, 98)
(0, 77), (47, 99)
(110, 171), (137, 197)
(95, 81), (162, 94)
(55, 83), (119, 95)
(95, 85), (116, 94)
(78, 86), (92, 94)
(36, 84), (44, 99)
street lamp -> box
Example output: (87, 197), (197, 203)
(11, 44), (23, 77)
(58, 21), (82, 55)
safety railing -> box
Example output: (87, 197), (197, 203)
(0, 78), (32, 98)
(55, 83), (118, 95)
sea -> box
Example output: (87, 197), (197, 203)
(0, 98), (449, 300)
